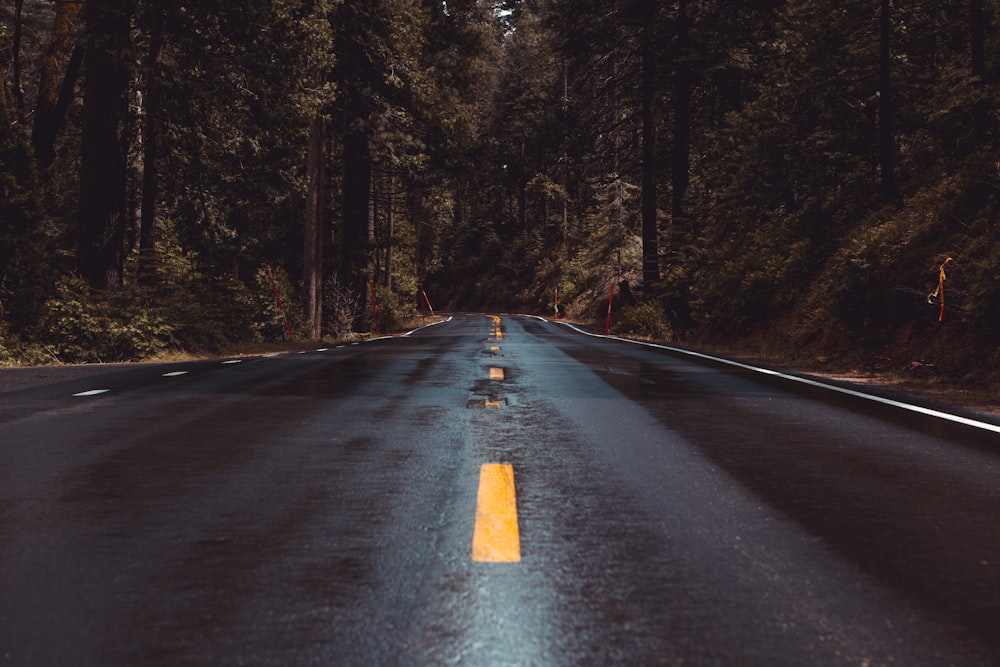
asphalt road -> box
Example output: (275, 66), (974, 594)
(2, 314), (999, 666)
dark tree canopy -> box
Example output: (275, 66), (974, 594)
(1, 0), (1000, 385)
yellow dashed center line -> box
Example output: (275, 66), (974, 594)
(489, 315), (504, 340)
(489, 367), (505, 381)
(472, 464), (521, 562)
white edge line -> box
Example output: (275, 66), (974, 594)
(221, 359), (243, 364)
(318, 316), (453, 346)
(162, 371), (189, 377)
(551, 319), (1000, 436)
(73, 389), (110, 397)
(403, 316), (454, 337)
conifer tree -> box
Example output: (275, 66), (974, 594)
(77, 0), (134, 290)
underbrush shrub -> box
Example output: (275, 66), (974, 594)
(33, 270), (282, 362)
(612, 301), (671, 339)
(323, 276), (361, 338)
(368, 286), (413, 333)
(167, 277), (262, 351)
(36, 276), (176, 362)
(0, 321), (50, 366)
(247, 265), (303, 343)
(965, 243), (1000, 335)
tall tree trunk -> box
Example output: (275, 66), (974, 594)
(367, 160), (376, 284)
(32, 0), (85, 167)
(12, 0), (25, 121)
(304, 115), (326, 339)
(384, 169), (394, 290)
(640, 0), (660, 290)
(409, 179), (426, 307)
(671, 0), (691, 230)
(0, 58), (7, 124)
(138, 5), (165, 286)
(970, 0), (985, 80)
(878, 0), (896, 198)
(78, 0), (132, 290)
(340, 113), (371, 310)
(667, 0), (693, 326)
(518, 136), (527, 233)
(608, 55), (624, 280)
(561, 62), (569, 248)
(968, 0), (993, 143)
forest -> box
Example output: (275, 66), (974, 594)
(2, 0), (1000, 389)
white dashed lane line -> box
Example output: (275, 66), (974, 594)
(66, 323), (460, 400)
(69, 355), (257, 398)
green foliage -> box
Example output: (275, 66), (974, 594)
(250, 264), (303, 343)
(612, 301), (671, 339)
(966, 243), (1000, 336)
(323, 275), (361, 339)
(370, 285), (414, 333)
(28, 257), (308, 363)
(36, 276), (176, 363)
(4, 0), (1000, 389)
(0, 321), (50, 367)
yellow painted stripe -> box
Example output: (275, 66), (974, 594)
(484, 401), (502, 408)
(489, 367), (505, 381)
(472, 464), (521, 562)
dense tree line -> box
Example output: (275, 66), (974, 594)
(0, 0), (500, 360)
(2, 1), (1000, 383)
(481, 0), (1000, 382)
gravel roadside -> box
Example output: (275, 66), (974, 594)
(0, 364), (138, 394)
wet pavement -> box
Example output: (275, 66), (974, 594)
(2, 314), (999, 665)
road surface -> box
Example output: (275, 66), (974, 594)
(2, 314), (999, 665)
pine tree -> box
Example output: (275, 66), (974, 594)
(77, 0), (134, 290)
